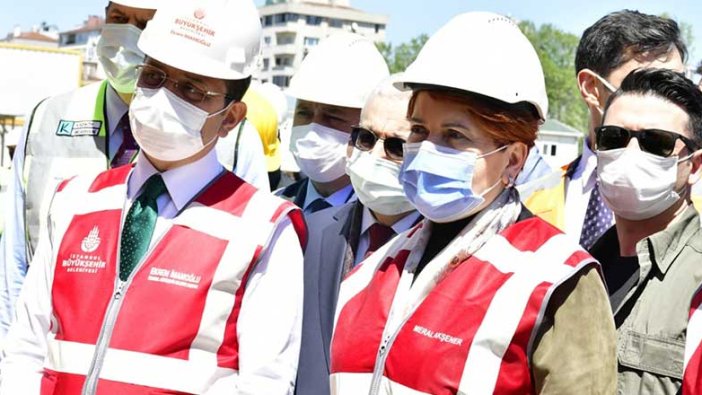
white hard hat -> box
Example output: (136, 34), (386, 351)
(138, 0), (261, 80)
(287, 32), (389, 109)
(110, 0), (161, 10)
(397, 12), (548, 120)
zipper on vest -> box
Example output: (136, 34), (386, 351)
(82, 280), (127, 395)
(81, 220), (171, 395)
(369, 313), (415, 395)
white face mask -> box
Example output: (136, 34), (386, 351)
(597, 148), (688, 220)
(129, 87), (229, 162)
(97, 24), (145, 94)
(290, 123), (350, 183)
(346, 148), (415, 216)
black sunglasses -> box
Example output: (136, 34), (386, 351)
(350, 126), (406, 161)
(595, 125), (699, 158)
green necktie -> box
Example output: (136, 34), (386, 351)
(119, 174), (167, 281)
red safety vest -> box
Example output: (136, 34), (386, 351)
(684, 286), (702, 394)
(40, 165), (305, 395)
(331, 217), (595, 395)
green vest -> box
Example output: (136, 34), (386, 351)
(23, 81), (111, 260)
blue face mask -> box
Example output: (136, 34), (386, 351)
(399, 141), (507, 223)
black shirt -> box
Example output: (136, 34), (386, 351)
(589, 226), (640, 314)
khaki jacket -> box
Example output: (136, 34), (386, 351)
(612, 205), (702, 394)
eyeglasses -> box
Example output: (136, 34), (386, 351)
(350, 126), (406, 161)
(595, 125), (699, 157)
(136, 64), (232, 104)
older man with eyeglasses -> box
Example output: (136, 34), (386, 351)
(588, 68), (702, 394)
(295, 75), (421, 395)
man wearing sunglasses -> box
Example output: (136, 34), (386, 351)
(521, 10), (687, 249)
(296, 76), (420, 395)
(277, 33), (389, 214)
(0, 0), (306, 393)
(588, 68), (702, 393)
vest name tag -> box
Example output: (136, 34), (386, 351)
(56, 120), (102, 137)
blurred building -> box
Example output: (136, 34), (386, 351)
(536, 119), (582, 169)
(257, 0), (387, 88)
(2, 24), (59, 48)
(58, 15), (104, 84)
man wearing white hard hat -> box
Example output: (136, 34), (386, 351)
(277, 32), (389, 214)
(0, 0), (271, 346)
(296, 75), (421, 395)
(0, 0), (306, 393)
(0, 0), (161, 347)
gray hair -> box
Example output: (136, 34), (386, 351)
(361, 73), (412, 118)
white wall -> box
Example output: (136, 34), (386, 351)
(536, 133), (580, 169)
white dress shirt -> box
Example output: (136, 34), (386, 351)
(302, 181), (355, 213)
(354, 207), (421, 265)
(564, 140), (614, 240)
(0, 148), (303, 394)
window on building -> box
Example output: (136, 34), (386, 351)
(263, 15), (273, 26)
(264, 36), (271, 45)
(275, 56), (293, 67)
(375, 24), (383, 33)
(329, 18), (343, 28)
(303, 37), (319, 46)
(63, 33), (76, 45)
(273, 75), (291, 88)
(551, 145), (557, 156)
(277, 33), (296, 45)
(263, 58), (270, 71)
(273, 13), (299, 25)
(543, 144), (548, 154)
(306, 15), (322, 26)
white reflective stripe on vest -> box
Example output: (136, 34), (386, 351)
(63, 184), (126, 216)
(459, 233), (584, 393)
(686, 306), (702, 368)
(331, 373), (432, 395)
(333, 225), (425, 329)
(173, 202), (274, 244)
(46, 338), (237, 393)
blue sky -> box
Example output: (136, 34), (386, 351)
(3, 0), (702, 64)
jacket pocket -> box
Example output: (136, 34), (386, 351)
(618, 329), (685, 380)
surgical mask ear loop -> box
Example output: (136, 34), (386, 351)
(477, 144), (508, 159)
(479, 176), (504, 198)
(678, 152), (695, 164)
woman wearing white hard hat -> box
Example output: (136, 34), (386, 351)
(0, 0), (161, 345)
(330, 12), (616, 394)
(0, 0), (306, 394)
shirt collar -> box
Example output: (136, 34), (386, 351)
(105, 84), (128, 137)
(303, 182), (355, 210)
(360, 205), (422, 235)
(129, 148), (224, 212)
(574, 138), (599, 189)
(641, 204), (702, 275)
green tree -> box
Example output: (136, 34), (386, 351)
(519, 21), (588, 132)
(376, 34), (429, 74)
